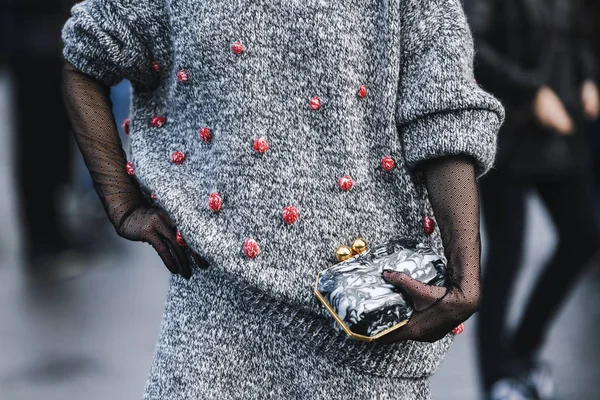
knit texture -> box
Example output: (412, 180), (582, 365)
(143, 266), (449, 399)
(62, 0), (504, 397)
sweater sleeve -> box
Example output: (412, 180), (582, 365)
(61, 0), (169, 87)
(397, 0), (505, 177)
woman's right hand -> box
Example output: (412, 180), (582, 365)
(533, 86), (574, 135)
(62, 62), (208, 279)
(116, 205), (208, 279)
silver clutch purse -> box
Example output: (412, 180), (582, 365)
(314, 238), (446, 342)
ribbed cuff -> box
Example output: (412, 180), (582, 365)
(401, 109), (502, 178)
(192, 266), (453, 379)
(62, 43), (122, 87)
(61, 8), (123, 87)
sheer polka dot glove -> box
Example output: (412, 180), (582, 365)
(62, 62), (207, 278)
(116, 205), (207, 278)
(376, 156), (480, 344)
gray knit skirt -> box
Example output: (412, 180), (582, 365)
(142, 267), (452, 400)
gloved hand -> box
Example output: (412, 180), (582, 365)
(376, 156), (481, 343)
(117, 204), (208, 278)
(62, 62), (207, 278)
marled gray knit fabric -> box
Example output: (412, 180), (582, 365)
(143, 267), (452, 399)
(62, 0), (504, 398)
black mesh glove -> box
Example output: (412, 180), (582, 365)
(378, 156), (480, 343)
(62, 62), (207, 278)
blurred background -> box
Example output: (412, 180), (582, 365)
(0, 0), (599, 399)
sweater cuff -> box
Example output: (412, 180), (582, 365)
(400, 109), (501, 178)
(62, 41), (122, 87)
(61, 1), (160, 88)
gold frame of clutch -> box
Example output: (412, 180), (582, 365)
(314, 269), (409, 343)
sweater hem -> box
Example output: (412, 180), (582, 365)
(174, 266), (453, 380)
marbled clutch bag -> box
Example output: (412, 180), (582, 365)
(314, 238), (446, 342)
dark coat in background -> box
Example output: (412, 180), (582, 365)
(2, 0), (80, 259)
(467, 0), (597, 176)
(2, 0), (76, 58)
(468, 1), (600, 392)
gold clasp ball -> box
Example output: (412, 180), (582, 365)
(335, 245), (353, 262)
(351, 237), (368, 255)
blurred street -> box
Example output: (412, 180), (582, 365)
(0, 73), (599, 400)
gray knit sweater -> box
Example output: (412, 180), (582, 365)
(62, 0), (504, 390)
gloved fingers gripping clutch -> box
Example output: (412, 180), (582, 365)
(314, 238), (446, 342)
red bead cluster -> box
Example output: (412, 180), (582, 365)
(208, 192), (223, 212)
(176, 231), (186, 247)
(199, 127), (212, 142)
(309, 96), (321, 111)
(150, 193), (157, 201)
(338, 176), (354, 191)
(253, 137), (269, 153)
(231, 41), (245, 54)
(452, 323), (465, 335)
(357, 85), (368, 98)
(177, 69), (189, 83)
(282, 205), (299, 225)
(126, 161), (135, 177)
(152, 61), (161, 72)
(381, 156), (395, 172)
(150, 116), (166, 128)
(122, 118), (131, 135)
(243, 238), (259, 258)
(423, 216), (436, 235)
(171, 151), (186, 165)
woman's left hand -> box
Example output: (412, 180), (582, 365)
(373, 269), (479, 344)
(378, 156), (482, 344)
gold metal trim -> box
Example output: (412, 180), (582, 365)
(314, 270), (409, 343)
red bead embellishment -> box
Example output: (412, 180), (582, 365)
(231, 41), (245, 54)
(150, 193), (157, 201)
(152, 61), (160, 72)
(208, 192), (223, 212)
(423, 216), (436, 235)
(126, 162), (135, 176)
(122, 118), (131, 135)
(150, 116), (166, 128)
(243, 238), (259, 258)
(309, 96), (321, 111)
(381, 156), (395, 172)
(282, 205), (299, 225)
(176, 231), (186, 247)
(452, 323), (465, 335)
(253, 137), (269, 153)
(338, 176), (354, 191)
(357, 85), (368, 98)
(199, 127), (212, 142)
(171, 151), (185, 165)
(177, 69), (189, 83)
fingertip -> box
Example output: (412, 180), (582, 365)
(382, 270), (394, 283)
(382, 270), (407, 282)
(192, 253), (209, 269)
(180, 262), (192, 280)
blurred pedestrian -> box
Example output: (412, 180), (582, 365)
(584, 0), (600, 229)
(469, 0), (600, 399)
(5, 0), (80, 275)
